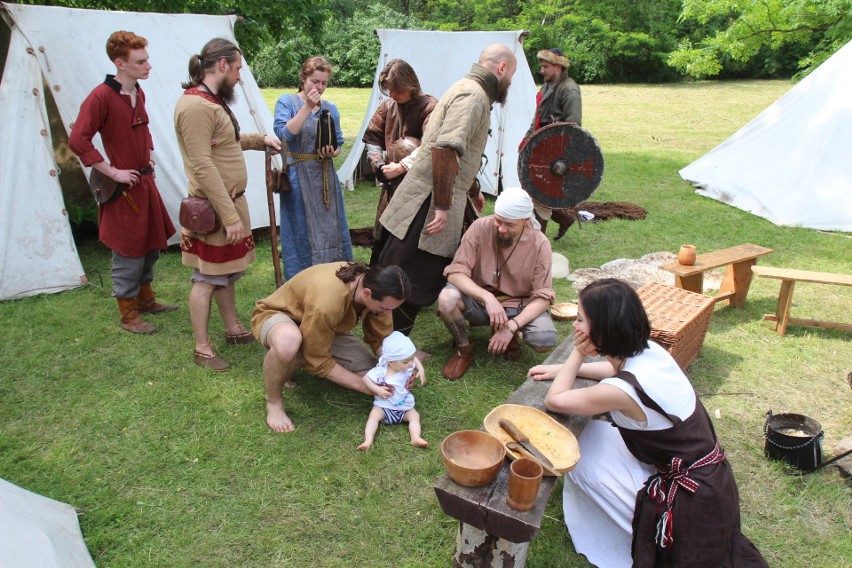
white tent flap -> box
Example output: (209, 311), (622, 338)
(0, 25), (85, 300)
(0, 478), (96, 568)
(680, 40), (852, 232)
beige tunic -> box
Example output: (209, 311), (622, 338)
(174, 94), (265, 275)
(379, 64), (497, 259)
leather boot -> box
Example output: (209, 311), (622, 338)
(117, 297), (156, 334)
(551, 208), (576, 241)
(136, 283), (178, 314)
(442, 342), (474, 381)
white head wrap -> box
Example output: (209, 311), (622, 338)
(378, 331), (417, 367)
(494, 186), (540, 230)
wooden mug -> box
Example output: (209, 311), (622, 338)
(506, 457), (543, 511)
(678, 244), (697, 266)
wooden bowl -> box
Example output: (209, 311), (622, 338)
(441, 430), (506, 487)
(551, 302), (578, 321)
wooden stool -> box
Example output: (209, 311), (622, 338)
(637, 282), (716, 370)
(752, 266), (852, 336)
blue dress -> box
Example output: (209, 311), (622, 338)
(273, 94), (353, 280)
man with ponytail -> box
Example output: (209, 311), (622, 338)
(174, 38), (281, 372)
(251, 262), (411, 433)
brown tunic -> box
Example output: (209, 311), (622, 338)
(362, 95), (437, 163)
(250, 262), (392, 378)
(443, 216), (555, 309)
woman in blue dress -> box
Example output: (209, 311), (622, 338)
(273, 56), (353, 280)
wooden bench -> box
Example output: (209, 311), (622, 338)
(659, 243), (773, 307)
(433, 336), (593, 567)
(752, 266), (852, 336)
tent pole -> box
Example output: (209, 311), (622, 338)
(265, 150), (283, 289)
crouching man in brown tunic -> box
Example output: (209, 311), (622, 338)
(251, 263), (411, 432)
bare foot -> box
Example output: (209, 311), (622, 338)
(410, 437), (429, 448)
(283, 380), (297, 389)
(357, 441), (373, 451)
(266, 402), (295, 433)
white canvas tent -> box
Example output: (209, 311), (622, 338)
(0, 477), (96, 567)
(338, 29), (536, 195)
(0, 4), (279, 301)
(679, 40), (852, 232)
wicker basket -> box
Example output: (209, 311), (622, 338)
(637, 282), (715, 371)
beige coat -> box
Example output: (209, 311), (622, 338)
(379, 64), (498, 259)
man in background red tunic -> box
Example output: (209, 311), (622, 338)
(70, 30), (176, 334)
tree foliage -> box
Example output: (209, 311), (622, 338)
(10, 0), (331, 59)
(252, 4), (424, 88)
(13, 0), (852, 84)
(669, 0), (852, 78)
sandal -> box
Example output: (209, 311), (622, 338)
(225, 325), (255, 345)
(193, 347), (230, 372)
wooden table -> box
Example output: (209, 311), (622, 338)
(659, 243), (773, 307)
(433, 336), (594, 567)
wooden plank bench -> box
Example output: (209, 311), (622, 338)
(752, 266), (852, 336)
(659, 243), (773, 307)
(433, 336), (594, 567)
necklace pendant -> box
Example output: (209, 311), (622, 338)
(493, 269), (500, 285)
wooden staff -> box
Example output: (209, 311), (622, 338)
(265, 149), (283, 289)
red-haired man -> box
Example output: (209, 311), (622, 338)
(70, 31), (177, 334)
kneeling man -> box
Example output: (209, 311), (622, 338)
(251, 262), (410, 432)
(439, 187), (557, 380)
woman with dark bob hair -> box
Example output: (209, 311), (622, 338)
(529, 279), (767, 567)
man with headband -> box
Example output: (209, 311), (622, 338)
(523, 47), (581, 241)
(437, 187), (557, 380)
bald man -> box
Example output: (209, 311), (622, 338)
(377, 44), (518, 345)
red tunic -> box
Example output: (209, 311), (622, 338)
(69, 75), (175, 257)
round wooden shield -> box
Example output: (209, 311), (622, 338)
(517, 123), (604, 208)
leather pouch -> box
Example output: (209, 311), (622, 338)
(179, 196), (221, 235)
(88, 169), (124, 205)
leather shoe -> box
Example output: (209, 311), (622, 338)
(194, 350), (230, 372)
(442, 343), (474, 381)
(225, 325), (256, 345)
(504, 336), (522, 361)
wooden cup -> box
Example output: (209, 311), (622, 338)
(506, 457), (543, 512)
(678, 244), (697, 266)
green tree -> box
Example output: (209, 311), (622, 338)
(516, 0), (684, 82)
(669, 0), (852, 78)
(11, 0), (331, 59)
(252, 3), (426, 88)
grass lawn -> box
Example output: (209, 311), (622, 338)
(1, 80), (850, 567)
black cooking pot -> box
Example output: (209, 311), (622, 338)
(764, 411), (823, 472)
